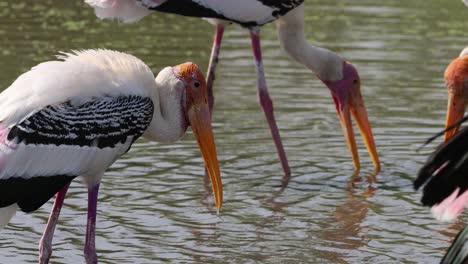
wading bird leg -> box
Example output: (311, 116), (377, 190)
(39, 183), (71, 264)
(84, 183), (100, 264)
(250, 29), (291, 178)
(206, 24), (225, 113)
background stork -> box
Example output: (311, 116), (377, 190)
(0, 49), (223, 264)
(414, 47), (468, 221)
(412, 44), (468, 264)
(85, 0), (381, 176)
(443, 47), (468, 141)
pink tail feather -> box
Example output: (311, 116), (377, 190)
(431, 188), (468, 222)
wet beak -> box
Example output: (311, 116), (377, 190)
(444, 91), (468, 141)
(335, 91), (380, 172)
(188, 102), (223, 210)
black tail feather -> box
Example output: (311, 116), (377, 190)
(0, 175), (75, 213)
(415, 124), (468, 207)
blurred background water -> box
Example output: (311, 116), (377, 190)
(0, 0), (467, 263)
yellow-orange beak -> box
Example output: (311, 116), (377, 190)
(325, 62), (380, 172)
(188, 102), (223, 210)
(174, 62), (223, 210)
(443, 55), (468, 141)
(336, 91), (380, 172)
(444, 91), (468, 141)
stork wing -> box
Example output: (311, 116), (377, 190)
(414, 125), (468, 221)
(86, 0), (304, 27)
(414, 126), (468, 206)
(0, 95), (153, 212)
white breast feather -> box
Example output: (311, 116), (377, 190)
(0, 136), (134, 181)
(85, 0), (154, 22)
(0, 49), (155, 127)
(193, 0), (276, 25)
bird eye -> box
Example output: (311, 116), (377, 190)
(194, 82), (200, 88)
(353, 80), (358, 84)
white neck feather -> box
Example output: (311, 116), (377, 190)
(276, 4), (344, 82)
(143, 67), (188, 142)
(85, 0), (153, 23)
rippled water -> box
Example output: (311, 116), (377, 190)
(1, 0), (468, 263)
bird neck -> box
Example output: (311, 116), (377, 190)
(276, 4), (344, 82)
(143, 69), (188, 142)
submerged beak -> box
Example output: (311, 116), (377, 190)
(188, 102), (223, 209)
(334, 91), (380, 172)
(444, 91), (468, 142)
(325, 62), (380, 172)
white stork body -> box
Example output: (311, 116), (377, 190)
(86, 0), (381, 176)
(0, 51), (152, 183)
(87, 0), (302, 26)
(0, 49), (222, 264)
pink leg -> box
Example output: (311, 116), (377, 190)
(84, 183), (100, 264)
(206, 24), (225, 112)
(250, 29), (291, 178)
(38, 183), (71, 264)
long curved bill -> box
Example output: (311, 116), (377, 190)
(444, 91), (468, 142)
(336, 92), (380, 172)
(188, 102), (223, 210)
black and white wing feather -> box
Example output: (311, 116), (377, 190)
(414, 126), (468, 207)
(0, 95), (153, 213)
(149, 0), (304, 27)
(86, 0), (304, 27)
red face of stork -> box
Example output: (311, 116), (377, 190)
(322, 62), (380, 171)
(172, 62), (223, 209)
(443, 56), (468, 141)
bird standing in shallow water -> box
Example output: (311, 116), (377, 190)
(414, 47), (468, 222)
(0, 49), (223, 264)
(85, 0), (381, 176)
(412, 46), (468, 264)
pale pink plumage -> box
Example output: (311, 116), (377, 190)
(431, 188), (468, 222)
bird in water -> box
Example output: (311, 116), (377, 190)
(0, 49), (223, 264)
(85, 0), (381, 177)
(414, 47), (468, 221)
(414, 46), (468, 264)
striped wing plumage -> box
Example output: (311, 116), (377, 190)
(414, 126), (468, 221)
(86, 0), (304, 27)
(0, 95), (154, 213)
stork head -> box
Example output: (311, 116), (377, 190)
(321, 61), (380, 171)
(170, 62), (223, 210)
(443, 51), (468, 141)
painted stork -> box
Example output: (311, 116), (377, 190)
(85, 0), (381, 175)
(414, 47), (468, 221)
(413, 45), (468, 264)
(443, 47), (468, 141)
(414, 118), (468, 221)
(0, 49), (223, 264)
